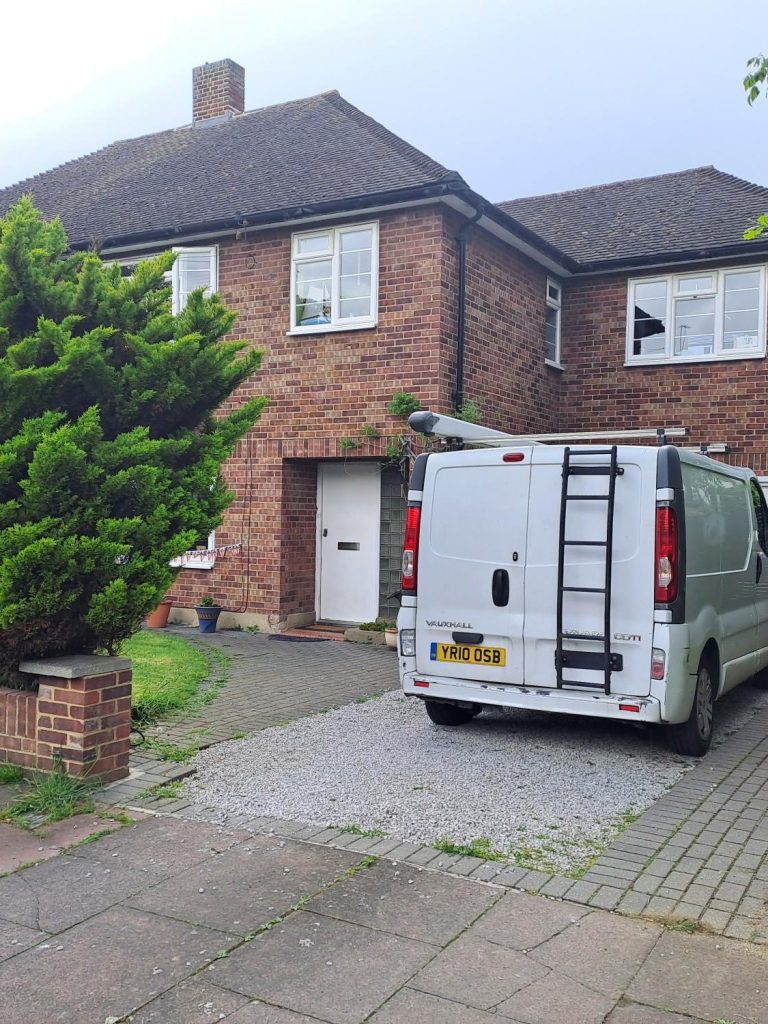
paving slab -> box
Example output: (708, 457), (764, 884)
(127, 834), (362, 934)
(127, 976), (250, 1023)
(627, 928), (768, 1022)
(0, 905), (236, 1024)
(0, 849), (158, 932)
(0, 919), (48, 963)
(370, 987), (523, 1023)
(606, 1006), (709, 1024)
(207, 909), (437, 1024)
(496, 969), (617, 1024)
(68, 815), (248, 875)
(471, 890), (589, 950)
(305, 859), (500, 944)
(529, 909), (662, 998)
(225, 1004), (336, 1023)
(409, 932), (550, 1009)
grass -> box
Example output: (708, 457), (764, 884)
(0, 763), (25, 785)
(0, 766), (95, 827)
(123, 631), (219, 723)
(338, 823), (387, 838)
(143, 739), (200, 763)
(434, 837), (507, 862)
(144, 780), (184, 800)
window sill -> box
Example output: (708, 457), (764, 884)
(625, 350), (765, 368)
(170, 558), (216, 571)
(545, 359), (565, 371)
(286, 321), (377, 336)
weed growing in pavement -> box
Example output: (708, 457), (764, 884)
(434, 837), (507, 862)
(645, 913), (712, 935)
(72, 827), (120, 848)
(142, 780), (184, 800)
(231, 731), (247, 740)
(338, 824), (387, 838)
(0, 763), (95, 827)
(0, 763), (25, 785)
(246, 625), (261, 633)
(97, 810), (134, 825)
(144, 739), (200, 763)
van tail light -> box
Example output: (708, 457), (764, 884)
(402, 505), (422, 592)
(651, 648), (666, 681)
(655, 506), (679, 604)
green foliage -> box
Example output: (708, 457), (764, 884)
(360, 424), (380, 438)
(454, 398), (483, 423)
(144, 738), (200, 762)
(124, 631), (211, 723)
(198, 595), (217, 607)
(743, 55), (768, 239)
(434, 836), (507, 861)
(0, 763), (24, 784)
(385, 438), (406, 463)
(0, 198), (266, 680)
(338, 436), (361, 451)
(0, 764), (95, 827)
(387, 391), (421, 418)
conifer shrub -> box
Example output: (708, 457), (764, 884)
(0, 198), (266, 685)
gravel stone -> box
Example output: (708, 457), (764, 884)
(186, 686), (768, 875)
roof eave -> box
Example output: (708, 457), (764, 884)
(571, 240), (768, 276)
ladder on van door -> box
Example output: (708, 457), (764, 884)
(556, 447), (624, 695)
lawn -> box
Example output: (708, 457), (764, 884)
(123, 631), (214, 723)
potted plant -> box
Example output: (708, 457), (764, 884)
(145, 597), (173, 629)
(384, 625), (398, 650)
(195, 596), (222, 634)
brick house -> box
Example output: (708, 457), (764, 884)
(3, 59), (768, 630)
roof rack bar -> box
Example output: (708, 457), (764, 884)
(408, 411), (687, 447)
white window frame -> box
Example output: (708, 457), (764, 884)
(170, 532), (216, 571)
(626, 265), (767, 366)
(171, 246), (218, 315)
(289, 222), (379, 334)
(545, 277), (562, 368)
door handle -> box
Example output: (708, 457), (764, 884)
(492, 568), (510, 607)
(758, 555), (763, 584)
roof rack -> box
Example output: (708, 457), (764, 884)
(408, 411), (688, 448)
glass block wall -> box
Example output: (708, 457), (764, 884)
(378, 467), (407, 620)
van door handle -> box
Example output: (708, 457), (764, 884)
(492, 568), (510, 607)
(758, 555), (763, 584)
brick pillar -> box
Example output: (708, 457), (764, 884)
(18, 655), (132, 782)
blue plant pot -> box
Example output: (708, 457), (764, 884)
(196, 606), (222, 633)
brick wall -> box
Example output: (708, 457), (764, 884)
(0, 659), (131, 781)
(192, 59), (245, 122)
(561, 267), (768, 473)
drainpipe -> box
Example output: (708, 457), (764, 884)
(454, 208), (482, 411)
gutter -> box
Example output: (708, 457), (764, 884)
(454, 207), (482, 411)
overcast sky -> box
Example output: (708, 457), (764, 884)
(1, 0), (766, 201)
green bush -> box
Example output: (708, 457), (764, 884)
(0, 198), (266, 683)
(387, 392), (421, 418)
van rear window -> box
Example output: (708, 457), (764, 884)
(683, 466), (751, 574)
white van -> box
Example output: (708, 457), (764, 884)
(397, 414), (768, 756)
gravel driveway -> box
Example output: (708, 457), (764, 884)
(186, 682), (768, 874)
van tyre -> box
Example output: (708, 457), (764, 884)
(666, 659), (715, 757)
(424, 700), (475, 726)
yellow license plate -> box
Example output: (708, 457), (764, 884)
(430, 643), (506, 666)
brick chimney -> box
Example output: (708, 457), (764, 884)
(192, 59), (245, 124)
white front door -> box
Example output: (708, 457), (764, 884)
(317, 462), (381, 623)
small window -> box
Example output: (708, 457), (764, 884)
(545, 277), (562, 365)
(627, 266), (767, 364)
(172, 247), (218, 315)
(751, 480), (768, 555)
(170, 532), (216, 570)
(291, 223), (378, 333)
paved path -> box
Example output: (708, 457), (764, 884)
(1, 813), (767, 1024)
(102, 628), (399, 805)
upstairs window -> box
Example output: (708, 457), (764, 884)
(627, 266), (767, 364)
(172, 247), (218, 314)
(545, 278), (562, 365)
(291, 223), (378, 333)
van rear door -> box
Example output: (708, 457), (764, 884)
(415, 448), (532, 685)
(523, 445), (657, 697)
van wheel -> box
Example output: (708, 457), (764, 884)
(424, 700), (475, 726)
(666, 659), (715, 757)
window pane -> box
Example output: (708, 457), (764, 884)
(339, 296), (372, 319)
(677, 275), (714, 293)
(547, 281), (561, 303)
(633, 281), (667, 355)
(339, 228), (373, 252)
(295, 260), (332, 325)
(297, 233), (331, 255)
(340, 272), (372, 301)
(177, 251), (214, 310)
(545, 309), (558, 361)
(674, 295), (715, 355)
(341, 250), (372, 277)
(725, 271), (760, 291)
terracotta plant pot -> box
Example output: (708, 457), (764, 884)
(384, 627), (398, 649)
(145, 598), (173, 629)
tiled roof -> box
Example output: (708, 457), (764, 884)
(0, 92), (462, 248)
(498, 167), (768, 269)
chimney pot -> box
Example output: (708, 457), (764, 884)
(192, 59), (245, 124)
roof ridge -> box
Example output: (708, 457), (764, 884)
(498, 165), (719, 206)
(320, 92), (464, 184)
